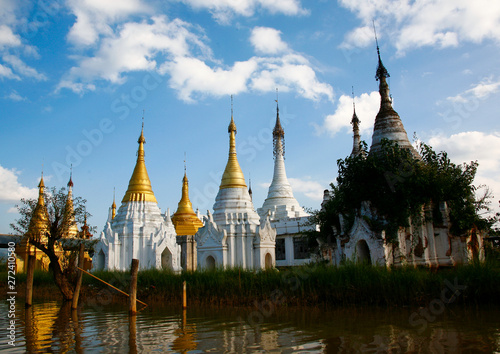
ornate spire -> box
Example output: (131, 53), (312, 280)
(121, 121), (158, 203)
(248, 178), (253, 201)
(351, 87), (362, 157)
(172, 168), (203, 236)
(259, 96), (308, 219)
(63, 168), (79, 237)
(220, 96), (247, 189)
(369, 28), (419, 158)
(26, 173), (50, 241)
(111, 188), (116, 220)
(273, 91), (285, 160)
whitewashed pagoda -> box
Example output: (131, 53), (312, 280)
(93, 123), (181, 271)
(257, 101), (316, 266)
(195, 101), (276, 270)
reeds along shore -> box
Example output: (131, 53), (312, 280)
(4, 261), (500, 307)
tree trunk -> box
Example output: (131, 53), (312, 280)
(34, 238), (75, 301)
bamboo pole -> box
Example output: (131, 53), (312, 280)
(129, 259), (139, 315)
(182, 280), (187, 309)
(76, 267), (147, 307)
(72, 244), (85, 309)
(25, 254), (35, 307)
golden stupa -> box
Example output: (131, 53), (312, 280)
(16, 175), (51, 272)
(122, 124), (157, 203)
(219, 114), (247, 189)
(172, 171), (203, 236)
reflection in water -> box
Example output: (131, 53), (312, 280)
(0, 301), (499, 352)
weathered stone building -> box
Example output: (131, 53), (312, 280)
(325, 46), (484, 267)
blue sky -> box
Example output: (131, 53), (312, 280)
(1, 0), (500, 234)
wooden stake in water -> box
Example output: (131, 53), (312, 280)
(182, 281), (187, 309)
(72, 243), (85, 309)
(129, 259), (139, 315)
(25, 254), (35, 307)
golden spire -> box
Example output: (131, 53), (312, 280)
(172, 166), (203, 236)
(122, 122), (158, 203)
(63, 167), (79, 237)
(111, 188), (116, 220)
(26, 173), (50, 241)
(220, 96), (247, 189)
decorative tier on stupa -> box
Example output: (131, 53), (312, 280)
(93, 123), (180, 271)
(369, 43), (419, 159)
(258, 100), (316, 267)
(172, 168), (204, 271)
(195, 101), (276, 270)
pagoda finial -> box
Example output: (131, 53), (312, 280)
(67, 164), (74, 188)
(373, 21), (390, 81)
(248, 176), (253, 200)
(350, 87), (362, 157)
(229, 95), (236, 133)
(273, 90), (285, 160)
(111, 187), (116, 217)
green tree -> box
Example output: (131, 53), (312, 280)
(309, 139), (497, 249)
(11, 186), (96, 301)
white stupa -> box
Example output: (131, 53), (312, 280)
(195, 103), (276, 270)
(258, 102), (315, 266)
(93, 124), (181, 271)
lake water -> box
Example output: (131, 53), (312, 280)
(1, 300), (499, 352)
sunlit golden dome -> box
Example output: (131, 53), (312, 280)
(122, 124), (158, 203)
(220, 114), (247, 189)
(172, 171), (203, 236)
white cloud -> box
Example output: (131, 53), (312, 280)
(321, 91), (379, 137)
(339, 0), (500, 54)
(179, 0), (308, 23)
(59, 16), (212, 91)
(162, 57), (257, 102)
(428, 131), (500, 212)
(5, 90), (25, 101)
(66, 0), (150, 46)
(250, 27), (289, 55)
(288, 177), (325, 201)
(447, 77), (500, 103)
(60, 17), (333, 103)
(2, 54), (47, 81)
(0, 24), (21, 48)
(0, 63), (20, 79)
(0, 166), (38, 203)
(250, 54), (334, 101)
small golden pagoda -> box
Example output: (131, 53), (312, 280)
(172, 170), (203, 236)
(16, 174), (51, 272)
(121, 124), (157, 203)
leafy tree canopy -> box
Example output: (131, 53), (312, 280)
(310, 139), (498, 245)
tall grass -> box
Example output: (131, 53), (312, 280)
(3, 262), (500, 307)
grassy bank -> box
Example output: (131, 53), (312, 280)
(3, 262), (500, 307)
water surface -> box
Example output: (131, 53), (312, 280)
(1, 301), (499, 352)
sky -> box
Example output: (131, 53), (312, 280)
(1, 0), (500, 235)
